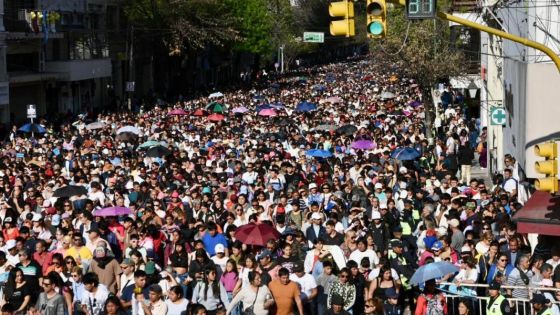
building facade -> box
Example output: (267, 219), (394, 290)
(0, 0), (125, 124)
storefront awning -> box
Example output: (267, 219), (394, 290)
(512, 190), (560, 236)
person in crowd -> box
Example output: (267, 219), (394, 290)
(226, 271), (273, 315)
(268, 267), (304, 315)
(4, 268), (32, 313)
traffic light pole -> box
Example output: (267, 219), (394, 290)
(387, 0), (560, 72)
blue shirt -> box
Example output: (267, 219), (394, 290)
(201, 233), (228, 256)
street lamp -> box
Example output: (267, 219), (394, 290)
(467, 80), (478, 98)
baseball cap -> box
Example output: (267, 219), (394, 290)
(431, 241), (443, 251)
(371, 211), (382, 220)
(390, 239), (403, 248)
(311, 212), (322, 220)
(3, 217), (12, 223)
(258, 250), (272, 260)
(32, 213), (43, 222)
(386, 287), (399, 298)
(530, 294), (549, 304)
(121, 258), (134, 267)
(488, 281), (501, 290)
(308, 183), (317, 190)
(293, 262), (304, 273)
(5, 239), (16, 250)
(214, 244), (225, 254)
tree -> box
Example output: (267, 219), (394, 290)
(371, 5), (466, 139)
(125, 0), (239, 54)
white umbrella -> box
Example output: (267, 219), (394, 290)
(324, 245), (347, 270)
(209, 92), (224, 99)
(380, 91), (397, 99)
(86, 121), (105, 130)
(117, 126), (140, 135)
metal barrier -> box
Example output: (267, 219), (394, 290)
(439, 282), (560, 315)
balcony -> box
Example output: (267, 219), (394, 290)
(44, 58), (111, 81)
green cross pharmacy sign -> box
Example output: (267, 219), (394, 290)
(490, 107), (506, 125)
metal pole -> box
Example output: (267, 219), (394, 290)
(280, 45), (285, 73)
(127, 26), (134, 111)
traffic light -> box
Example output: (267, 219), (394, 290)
(329, 0), (355, 37)
(366, 0), (387, 38)
(535, 142), (558, 193)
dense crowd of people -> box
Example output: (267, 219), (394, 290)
(0, 58), (554, 315)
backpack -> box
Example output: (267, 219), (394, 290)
(424, 293), (444, 315)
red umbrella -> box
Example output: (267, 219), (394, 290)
(208, 113), (225, 122)
(234, 222), (281, 246)
(168, 109), (188, 116)
(192, 109), (205, 116)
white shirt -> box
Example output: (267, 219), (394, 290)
(368, 267), (399, 281)
(80, 284), (109, 315)
(349, 249), (379, 266)
(289, 273), (317, 300)
(165, 298), (189, 315)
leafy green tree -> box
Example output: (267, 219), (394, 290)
(372, 5), (466, 138)
(125, 0), (239, 53)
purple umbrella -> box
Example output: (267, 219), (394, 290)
(409, 101), (422, 107)
(351, 140), (377, 150)
(232, 106), (249, 114)
(94, 207), (132, 217)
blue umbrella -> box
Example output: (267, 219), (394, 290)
(19, 123), (46, 133)
(410, 261), (459, 286)
(306, 149), (332, 158)
(270, 102), (285, 109)
(296, 102), (317, 112)
(313, 84), (327, 92)
(391, 147), (421, 160)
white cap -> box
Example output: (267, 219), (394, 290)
(371, 211), (382, 220)
(311, 212), (323, 220)
(214, 244), (225, 254)
(5, 239), (16, 250)
(308, 183), (317, 190)
(399, 190), (408, 199)
(399, 166), (408, 174)
(32, 213), (42, 222)
(374, 183), (383, 189)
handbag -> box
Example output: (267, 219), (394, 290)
(243, 286), (259, 315)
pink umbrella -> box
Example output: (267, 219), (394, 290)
(326, 96), (343, 104)
(232, 106), (249, 114)
(168, 109), (188, 116)
(208, 113), (225, 122)
(258, 108), (277, 117)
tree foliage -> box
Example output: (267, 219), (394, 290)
(125, 0), (239, 53)
(371, 5), (467, 135)
(226, 0), (274, 56)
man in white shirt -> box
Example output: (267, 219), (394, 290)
(289, 263), (318, 315)
(80, 272), (110, 315)
(118, 259), (135, 297)
(349, 239), (379, 267)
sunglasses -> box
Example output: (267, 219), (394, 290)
(500, 259), (508, 262)
(43, 282), (52, 286)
